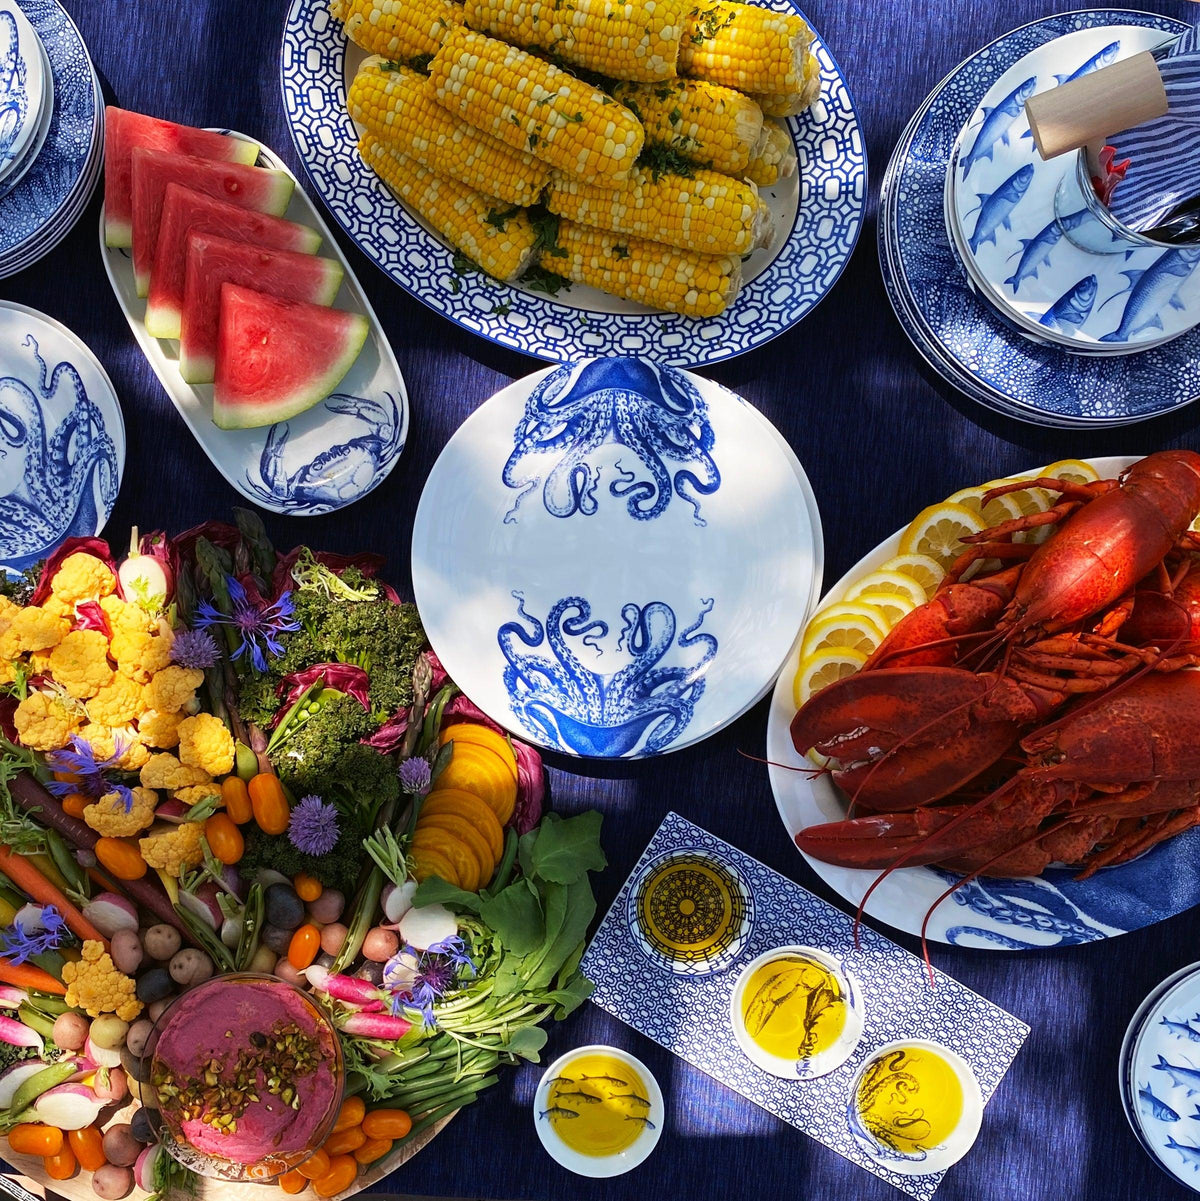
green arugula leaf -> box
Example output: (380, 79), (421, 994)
(528, 879), (596, 990)
(543, 974), (594, 1017)
(412, 876), (483, 913)
(478, 878), (544, 956)
(502, 1026), (548, 1061)
(528, 810), (607, 884)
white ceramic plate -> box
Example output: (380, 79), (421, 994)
(0, 0), (45, 184)
(99, 129), (409, 517)
(0, 300), (125, 575)
(413, 357), (821, 759)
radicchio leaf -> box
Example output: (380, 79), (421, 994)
(73, 601), (112, 638)
(30, 538), (116, 605)
(276, 663), (372, 714)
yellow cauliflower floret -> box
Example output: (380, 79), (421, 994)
(139, 821), (205, 877)
(87, 673), (146, 726)
(48, 629), (112, 699)
(112, 620), (174, 683)
(0, 660), (13, 686)
(62, 940), (142, 1020)
(138, 708), (183, 749)
(84, 786), (158, 837)
(176, 713), (234, 777)
(140, 753), (210, 791)
(0, 595), (18, 635)
(144, 666), (203, 714)
(40, 596), (73, 621)
(51, 553), (116, 605)
(77, 722), (149, 771)
(100, 595), (152, 637)
(174, 782), (222, 809)
(28, 649), (53, 675)
(13, 692), (79, 751)
(1, 606), (70, 657)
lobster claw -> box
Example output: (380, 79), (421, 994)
(790, 667), (1025, 812)
(794, 807), (967, 869)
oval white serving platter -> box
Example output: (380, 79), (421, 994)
(99, 129), (409, 517)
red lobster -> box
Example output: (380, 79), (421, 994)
(791, 450), (1200, 880)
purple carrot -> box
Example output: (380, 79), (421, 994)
(338, 1012), (412, 1040)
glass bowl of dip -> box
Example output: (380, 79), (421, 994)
(141, 973), (344, 1182)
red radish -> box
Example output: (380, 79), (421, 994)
(383, 880), (417, 924)
(398, 904), (457, 951)
(0, 1061), (50, 1107)
(30, 1082), (108, 1129)
(176, 882), (223, 930)
(310, 972), (383, 1009)
(339, 1012), (412, 1039)
(93, 1066), (128, 1103)
(0, 1015), (42, 1054)
(82, 892), (139, 937)
(134, 1145), (161, 1191)
(84, 1036), (122, 1069)
(0, 985), (28, 1009)
(116, 527), (171, 608)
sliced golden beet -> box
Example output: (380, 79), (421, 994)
(410, 845), (459, 888)
(421, 789), (505, 861)
(412, 828), (480, 892)
(435, 742), (517, 825)
(419, 812), (495, 884)
(438, 722), (519, 784)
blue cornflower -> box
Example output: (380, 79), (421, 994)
(2, 906), (65, 965)
(287, 794), (339, 856)
(44, 735), (135, 810)
(193, 576), (300, 674)
(170, 628), (221, 670)
(384, 937), (475, 1027)
(398, 756), (432, 797)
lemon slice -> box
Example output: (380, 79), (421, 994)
(793, 645), (868, 709)
(842, 569), (928, 607)
(1042, 458), (1100, 485)
(856, 588), (917, 626)
(945, 483), (1026, 529)
(800, 601), (889, 660)
(898, 501), (987, 569)
(879, 553), (945, 595)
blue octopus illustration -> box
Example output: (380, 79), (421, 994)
(1, 336), (119, 571)
(502, 358), (721, 526)
(497, 593), (718, 757)
(241, 392), (404, 514)
(0, 11), (28, 170)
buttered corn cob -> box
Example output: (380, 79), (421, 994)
(680, 1), (813, 96)
(753, 50), (822, 118)
(358, 134), (538, 282)
(744, 118), (796, 187)
(330, 0), (462, 61)
(430, 27), (644, 184)
(609, 79), (762, 177)
(554, 218), (741, 317)
(547, 166), (770, 256)
(349, 58), (551, 207)
(463, 0), (687, 83)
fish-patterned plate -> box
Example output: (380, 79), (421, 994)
(0, 0), (46, 185)
(1121, 961), (1200, 1195)
(0, 301), (125, 576)
(99, 130), (409, 518)
(767, 454), (1200, 949)
(411, 357), (821, 759)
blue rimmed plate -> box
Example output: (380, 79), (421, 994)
(277, 0), (865, 367)
(0, 0), (46, 184)
(880, 9), (1199, 427)
(412, 357), (821, 758)
(0, 301), (125, 575)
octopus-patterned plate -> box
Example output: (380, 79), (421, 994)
(766, 455), (1200, 950)
(0, 0), (46, 186)
(0, 301), (125, 575)
(277, 0), (865, 367)
(411, 357), (821, 759)
(99, 130), (409, 518)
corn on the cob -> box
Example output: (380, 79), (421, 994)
(679, 2), (812, 96)
(753, 50), (822, 118)
(430, 28), (644, 185)
(609, 79), (762, 176)
(554, 218), (741, 317)
(547, 166), (769, 256)
(330, 0), (462, 61)
(462, 0), (687, 83)
(744, 118), (796, 187)
(349, 59), (551, 207)
(359, 134), (538, 282)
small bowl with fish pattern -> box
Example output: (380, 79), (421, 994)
(1120, 960), (1200, 1195)
(533, 1045), (664, 1178)
(944, 23), (1200, 355)
(728, 944), (864, 1080)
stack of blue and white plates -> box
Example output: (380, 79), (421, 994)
(0, 0), (102, 280)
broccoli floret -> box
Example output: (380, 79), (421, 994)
(273, 694), (374, 784)
(239, 820), (370, 897)
(281, 737), (400, 812)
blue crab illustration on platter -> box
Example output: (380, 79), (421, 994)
(240, 392), (405, 515)
(0, 334), (120, 572)
(502, 358), (720, 525)
(497, 593), (718, 757)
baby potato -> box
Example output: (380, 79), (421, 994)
(143, 924), (181, 961)
(52, 1011), (90, 1051)
(102, 1124), (142, 1168)
(125, 1018), (154, 1059)
(90, 1014), (129, 1050)
(169, 948), (214, 987)
(109, 928), (143, 976)
(92, 1163), (134, 1199)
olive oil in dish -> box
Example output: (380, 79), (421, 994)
(740, 952), (848, 1061)
(854, 1044), (964, 1155)
(540, 1051), (655, 1157)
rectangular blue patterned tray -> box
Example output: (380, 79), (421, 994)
(581, 813), (1029, 1199)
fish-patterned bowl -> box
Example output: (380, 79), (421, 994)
(944, 24), (1200, 355)
(0, 0), (46, 187)
(1121, 960), (1200, 1195)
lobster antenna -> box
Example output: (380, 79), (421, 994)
(735, 748), (826, 780)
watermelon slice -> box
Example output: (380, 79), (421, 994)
(213, 285), (368, 431)
(145, 184), (324, 341)
(130, 148), (294, 298)
(180, 234), (344, 385)
(104, 108), (259, 248)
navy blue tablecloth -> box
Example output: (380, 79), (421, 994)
(5, 1), (1200, 1198)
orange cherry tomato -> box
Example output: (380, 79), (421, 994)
(330, 1096), (365, 1134)
(43, 1145), (77, 1181)
(67, 1126), (106, 1172)
(296, 1148), (330, 1180)
(51, 771), (81, 783)
(322, 1127), (366, 1156)
(278, 1168), (307, 1194)
(352, 1137), (393, 1166)
(293, 873), (323, 903)
(93, 836), (147, 881)
(204, 812), (244, 865)
(249, 773), (290, 835)
(221, 775), (254, 825)
(61, 793), (88, 819)
(9, 1124), (64, 1157)
(312, 1154), (358, 1198)
(361, 1109), (412, 1141)
(288, 924), (322, 971)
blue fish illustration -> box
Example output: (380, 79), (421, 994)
(1005, 209), (1088, 292)
(1055, 41), (1120, 85)
(1140, 1083), (1181, 1122)
(1154, 1055), (1200, 1095)
(1166, 1136), (1200, 1170)
(1162, 1017), (1200, 1043)
(968, 164), (1035, 253)
(961, 76), (1037, 178)
(1038, 275), (1097, 332)
(1099, 249), (1200, 342)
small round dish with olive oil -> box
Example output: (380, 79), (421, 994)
(534, 1045), (664, 1178)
